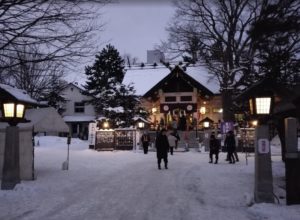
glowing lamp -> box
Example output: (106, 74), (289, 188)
(200, 107), (206, 114)
(138, 122), (145, 129)
(103, 121), (109, 129)
(203, 121), (210, 128)
(249, 97), (272, 115)
(1, 102), (26, 126)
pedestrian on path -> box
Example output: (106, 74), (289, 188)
(141, 130), (150, 154)
(167, 130), (177, 155)
(171, 129), (180, 149)
(209, 133), (220, 164)
(224, 130), (236, 164)
(155, 128), (170, 169)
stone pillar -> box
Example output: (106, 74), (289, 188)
(284, 117), (300, 205)
(1, 126), (20, 190)
(254, 125), (274, 203)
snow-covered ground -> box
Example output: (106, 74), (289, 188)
(0, 136), (299, 220)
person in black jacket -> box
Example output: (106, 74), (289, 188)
(209, 134), (220, 164)
(141, 131), (150, 154)
(224, 130), (236, 164)
(155, 128), (170, 169)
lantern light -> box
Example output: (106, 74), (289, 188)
(3, 103), (15, 118)
(200, 107), (206, 114)
(249, 97), (272, 115)
(103, 121), (109, 129)
(1, 102), (26, 126)
(203, 121), (210, 128)
(138, 122), (145, 129)
(251, 120), (258, 127)
(152, 107), (157, 114)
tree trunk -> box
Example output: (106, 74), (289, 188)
(222, 89), (235, 122)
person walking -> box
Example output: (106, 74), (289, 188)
(209, 133), (220, 164)
(155, 128), (170, 169)
(224, 130), (236, 164)
(141, 130), (150, 154)
(171, 129), (180, 149)
(167, 130), (177, 155)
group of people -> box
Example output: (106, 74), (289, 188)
(209, 130), (239, 164)
(141, 128), (239, 170)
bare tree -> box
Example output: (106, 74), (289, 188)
(167, 0), (263, 121)
(123, 53), (139, 68)
(0, 0), (106, 71)
(1, 45), (67, 101)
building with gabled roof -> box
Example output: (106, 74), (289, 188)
(123, 64), (222, 130)
(60, 82), (96, 139)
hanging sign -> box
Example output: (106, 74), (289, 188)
(258, 138), (270, 154)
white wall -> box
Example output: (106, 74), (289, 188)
(62, 84), (96, 117)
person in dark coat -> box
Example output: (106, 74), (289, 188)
(141, 130), (150, 154)
(224, 130), (236, 164)
(155, 128), (170, 169)
(209, 134), (220, 164)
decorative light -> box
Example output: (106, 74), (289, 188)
(218, 108), (223, 113)
(251, 120), (258, 127)
(138, 122), (145, 129)
(3, 103), (15, 118)
(2, 102), (26, 126)
(152, 107), (157, 114)
(200, 107), (206, 114)
(249, 97), (272, 115)
(16, 104), (25, 118)
(103, 121), (109, 129)
(203, 121), (210, 128)
(255, 97), (271, 114)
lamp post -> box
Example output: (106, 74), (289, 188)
(249, 93), (274, 203)
(1, 101), (28, 190)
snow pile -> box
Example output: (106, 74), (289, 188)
(0, 136), (299, 220)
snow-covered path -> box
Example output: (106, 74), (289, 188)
(1, 136), (299, 220)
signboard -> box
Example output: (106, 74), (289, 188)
(88, 122), (96, 146)
(220, 122), (234, 134)
(258, 138), (270, 154)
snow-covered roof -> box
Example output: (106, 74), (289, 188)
(123, 66), (170, 96)
(63, 115), (96, 122)
(0, 83), (38, 104)
(132, 116), (151, 123)
(25, 107), (69, 133)
(122, 64), (220, 96)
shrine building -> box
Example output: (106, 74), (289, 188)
(123, 64), (223, 130)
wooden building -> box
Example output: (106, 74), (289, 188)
(123, 64), (223, 130)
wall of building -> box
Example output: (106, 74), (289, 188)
(140, 94), (223, 129)
(62, 84), (95, 117)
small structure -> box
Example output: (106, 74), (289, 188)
(25, 107), (69, 135)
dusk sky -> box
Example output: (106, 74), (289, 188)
(100, 1), (175, 62)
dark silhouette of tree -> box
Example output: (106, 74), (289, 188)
(166, 0), (263, 121)
(0, 0), (104, 71)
